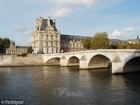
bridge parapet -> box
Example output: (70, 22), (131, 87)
(41, 49), (140, 74)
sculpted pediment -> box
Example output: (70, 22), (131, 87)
(46, 25), (54, 32)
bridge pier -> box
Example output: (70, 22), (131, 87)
(60, 57), (67, 66)
(112, 62), (123, 74)
(79, 59), (88, 69)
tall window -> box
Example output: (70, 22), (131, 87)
(77, 44), (78, 47)
(56, 48), (58, 53)
(52, 48), (53, 53)
(42, 48), (43, 53)
(42, 35), (43, 39)
(66, 43), (68, 47)
(73, 44), (75, 47)
(51, 36), (53, 40)
(46, 35), (48, 39)
(47, 48), (48, 54)
(46, 42), (48, 46)
(70, 44), (71, 47)
(56, 36), (58, 40)
(63, 42), (64, 47)
(51, 42), (53, 47)
(42, 41), (43, 46)
(56, 42), (58, 46)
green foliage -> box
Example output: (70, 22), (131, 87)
(90, 32), (109, 49)
(0, 38), (10, 53)
(109, 43), (140, 49)
(27, 46), (33, 53)
(82, 38), (91, 49)
(17, 53), (27, 57)
(109, 43), (117, 49)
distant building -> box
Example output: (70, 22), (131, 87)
(6, 40), (29, 54)
(109, 39), (129, 44)
(32, 17), (139, 54)
(128, 35), (140, 44)
(32, 17), (87, 54)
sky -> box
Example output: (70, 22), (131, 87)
(0, 0), (140, 46)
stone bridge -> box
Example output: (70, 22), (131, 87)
(43, 49), (140, 74)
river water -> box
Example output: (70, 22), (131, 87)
(0, 66), (140, 105)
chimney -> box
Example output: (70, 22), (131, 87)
(48, 17), (50, 25)
(53, 19), (56, 27)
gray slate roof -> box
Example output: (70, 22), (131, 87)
(61, 34), (92, 41)
(40, 19), (57, 31)
(109, 39), (129, 43)
(16, 46), (30, 48)
(61, 34), (129, 43)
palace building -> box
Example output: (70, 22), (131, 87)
(32, 17), (140, 54)
(6, 40), (29, 55)
(5, 17), (139, 55)
(32, 17), (90, 54)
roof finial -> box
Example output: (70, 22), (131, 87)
(137, 34), (139, 39)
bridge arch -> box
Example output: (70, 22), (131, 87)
(45, 57), (60, 65)
(67, 56), (79, 66)
(123, 56), (140, 73)
(88, 54), (111, 69)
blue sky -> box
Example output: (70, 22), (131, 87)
(0, 0), (140, 45)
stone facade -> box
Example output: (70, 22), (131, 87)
(6, 40), (29, 54)
(32, 17), (61, 54)
(32, 17), (140, 54)
(32, 17), (89, 54)
(128, 35), (140, 44)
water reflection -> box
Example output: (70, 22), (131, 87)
(0, 66), (140, 104)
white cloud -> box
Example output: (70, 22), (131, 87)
(20, 38), (32, 46)
(24, 31), (33, 35)
(50, 8), (72, 18)
(50, 0), (99, 8)
(125, 27), (134, 31)
(109, 27), (135, 39)
(14, 26), (27, 31)
(49, 0), (100, 18)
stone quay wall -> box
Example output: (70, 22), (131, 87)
(0, 54), (45, 66)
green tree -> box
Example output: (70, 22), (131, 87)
(109, 43), (117, 49)
(0, 38), (3, 53)
(82, 38), (91, 49)
(0, 38), (10, 53)
(27, 46), (33, 53)
(90, 32), (109, 49)
(117, 43), (123, 49)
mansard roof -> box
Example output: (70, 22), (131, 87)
(61, 34), (92, 41)
(16, 46), (30, 48)
(40, 19), (57, 31)
(109, 39), (129, 43)
(61, 34), (129, 43)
